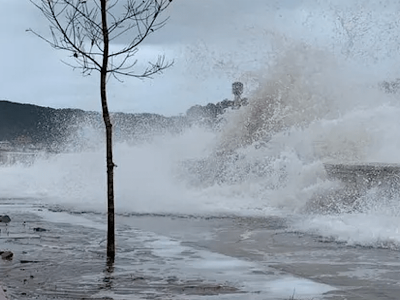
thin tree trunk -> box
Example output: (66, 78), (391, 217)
(32, 0), (172, 263)
(100, 0), (115, 262)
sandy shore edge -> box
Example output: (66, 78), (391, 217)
(0, 284), (8, 300)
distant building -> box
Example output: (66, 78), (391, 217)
(232, 81), (248, 108)
(185, 82), (249, 127)
(379, 78), (400, 94)
(14, 135), (32, 145)
(0, 141), (12, 151)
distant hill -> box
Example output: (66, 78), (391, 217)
(0, 101), (86, 147)
(0, 101), (185, 150)
(0, 98), (241, 151)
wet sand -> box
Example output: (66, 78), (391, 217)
(1, 200), (400, 299)
(0, 286), (7, 300)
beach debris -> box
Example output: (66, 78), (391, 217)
(0, 215), (11, 224)
(0, 251), (13, 260)
(20, 260), (39, 264)
(33, 227), (47, 232)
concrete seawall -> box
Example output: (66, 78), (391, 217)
(325, 163), (400, 200)
(0, 151), (39, 166)
(324, 162), (400, 190)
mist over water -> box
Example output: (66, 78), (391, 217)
(4, 15), (400, 250)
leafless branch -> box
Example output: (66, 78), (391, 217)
(29, 0), (173, 78)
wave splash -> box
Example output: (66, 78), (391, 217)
(2, 44), (400, 249)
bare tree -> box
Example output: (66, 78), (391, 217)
(28, 0), (173, 262)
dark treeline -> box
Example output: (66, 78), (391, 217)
(0, 101), (87, 149)
(0, 98), (242, 151)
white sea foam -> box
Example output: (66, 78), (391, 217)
(2, 34), (400, 250)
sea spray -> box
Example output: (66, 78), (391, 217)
(2, 41), (400, 248)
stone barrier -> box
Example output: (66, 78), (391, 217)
(324, 162), (400, 190)
(0, 151), (38, 166)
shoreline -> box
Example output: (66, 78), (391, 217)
(2, 202), (400, 299)
(0, 285), (8, 300)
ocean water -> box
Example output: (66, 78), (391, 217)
(2, 44), (400, 257)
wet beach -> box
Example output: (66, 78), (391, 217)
(1, 199), (400, 299)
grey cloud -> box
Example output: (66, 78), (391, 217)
(8, 0), (307, 47)
(3, 0), (400, 115)
(103, 0), (301, 45)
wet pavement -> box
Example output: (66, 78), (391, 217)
(1, 199), (400, 299)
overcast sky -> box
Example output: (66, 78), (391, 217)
(2, 0), (400, 115)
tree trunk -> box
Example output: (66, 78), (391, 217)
(100, 0), (115, 262)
